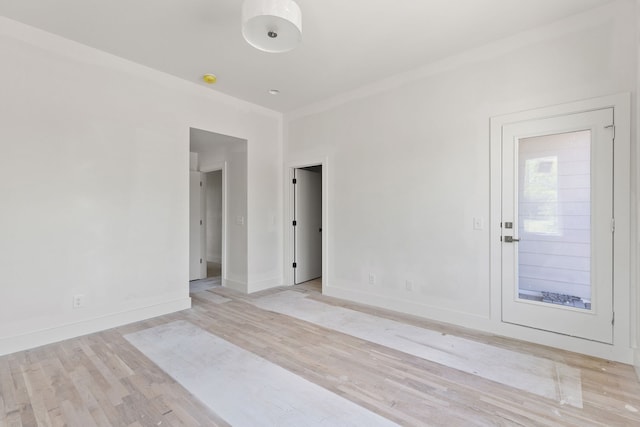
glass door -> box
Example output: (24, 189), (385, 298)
(501, 108), (614, 343)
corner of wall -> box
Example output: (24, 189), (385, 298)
(223, 278), (248, 293)
(247, 277), (284, 294)
(190, 152), (199, 171)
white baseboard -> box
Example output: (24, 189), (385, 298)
(0, 297), (191, 357)
(323, 283), (490, 325)
(248, 277), (283, 293)
(223, 278), (247, 293)
(221, 277), (281, 294)
(323, 284), (634, 363)
(635, 350), (640, 381)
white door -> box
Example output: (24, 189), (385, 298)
(501, 108), (614, 343)
(294, 168), (322, 284)
(189, 171), (203, 281)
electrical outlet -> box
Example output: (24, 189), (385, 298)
(72, 294), (85, 309)
(368, 273), (376, 285)
(405, 280), (413, 291)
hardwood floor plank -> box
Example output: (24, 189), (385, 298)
(1, 283), (640, 426)
(4, 410), (22, 427)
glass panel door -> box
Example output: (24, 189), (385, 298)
(501, 108), (614, 343)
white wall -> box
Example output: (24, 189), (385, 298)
(205, 170), (223, 264)
(189, 152), (199, 171)
(0, 17), (282, 355)
(285, 1), (637, 361)
(635, 0), (640, 377)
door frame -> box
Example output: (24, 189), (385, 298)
(284, 158), (329, 289)
(189, 170), (204, 281)
(200, 163), (228, 284)
(490, 93), (631, 357)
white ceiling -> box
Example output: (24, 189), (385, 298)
(0, 0), (615, 112)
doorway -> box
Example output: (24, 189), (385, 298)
(189, 127), (247, 293)
(204, 170), (223, 283)
(499, 108), (615, 343)
(293, 166), (323, 285)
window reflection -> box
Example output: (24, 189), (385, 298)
(522, 156), (559, 235)
(517, 130), (592, 309)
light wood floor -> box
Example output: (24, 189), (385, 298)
(2, 279), (640, 426)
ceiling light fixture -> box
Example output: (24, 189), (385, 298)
(268, 89), (280, 95)
(242, 0), (302, 53)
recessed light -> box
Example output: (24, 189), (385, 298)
(268, 89), (280, 95)
(202, 74), (217, 84)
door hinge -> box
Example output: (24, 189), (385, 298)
(611, 218), (615, 233)
(200, 258), (202, 264)
(292, 178), (297, 184)
(612, 312), (615, 326)
(292, 262), (297, 268)
(200, 219), (203, 225)
(292, 220), (297, 226)
(200, 181), (203, 187)
(605, 124), (615, 141)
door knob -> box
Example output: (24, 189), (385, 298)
(504, 236), (520, 243)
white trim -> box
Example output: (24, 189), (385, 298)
(324, 282), (633, 362)
(0, 297), (191, 356)
(199, 172), (207, 279)
(248, 277), (283, 294)
(490, 93), (632, 362)
(324, 283), (491, 324)
(222, 278), (246, 293)
(284, 158), (329, 290)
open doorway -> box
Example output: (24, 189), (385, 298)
(293, 165), (322, 286)
(189, 127), (248, 294)
(204, 170), (222, 282)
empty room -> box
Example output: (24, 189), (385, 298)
(2, 0), (640, 425)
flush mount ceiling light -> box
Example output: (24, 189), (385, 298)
(242, 0), (302, 53)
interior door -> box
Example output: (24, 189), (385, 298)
(501, 108), (614, 343)
(294, 168), (322, 284)
(189, 171), (203, 281)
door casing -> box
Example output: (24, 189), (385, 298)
(189, 171), (203, 280)
(284, 158), (329, 289)
(489, 93), (632, 360)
